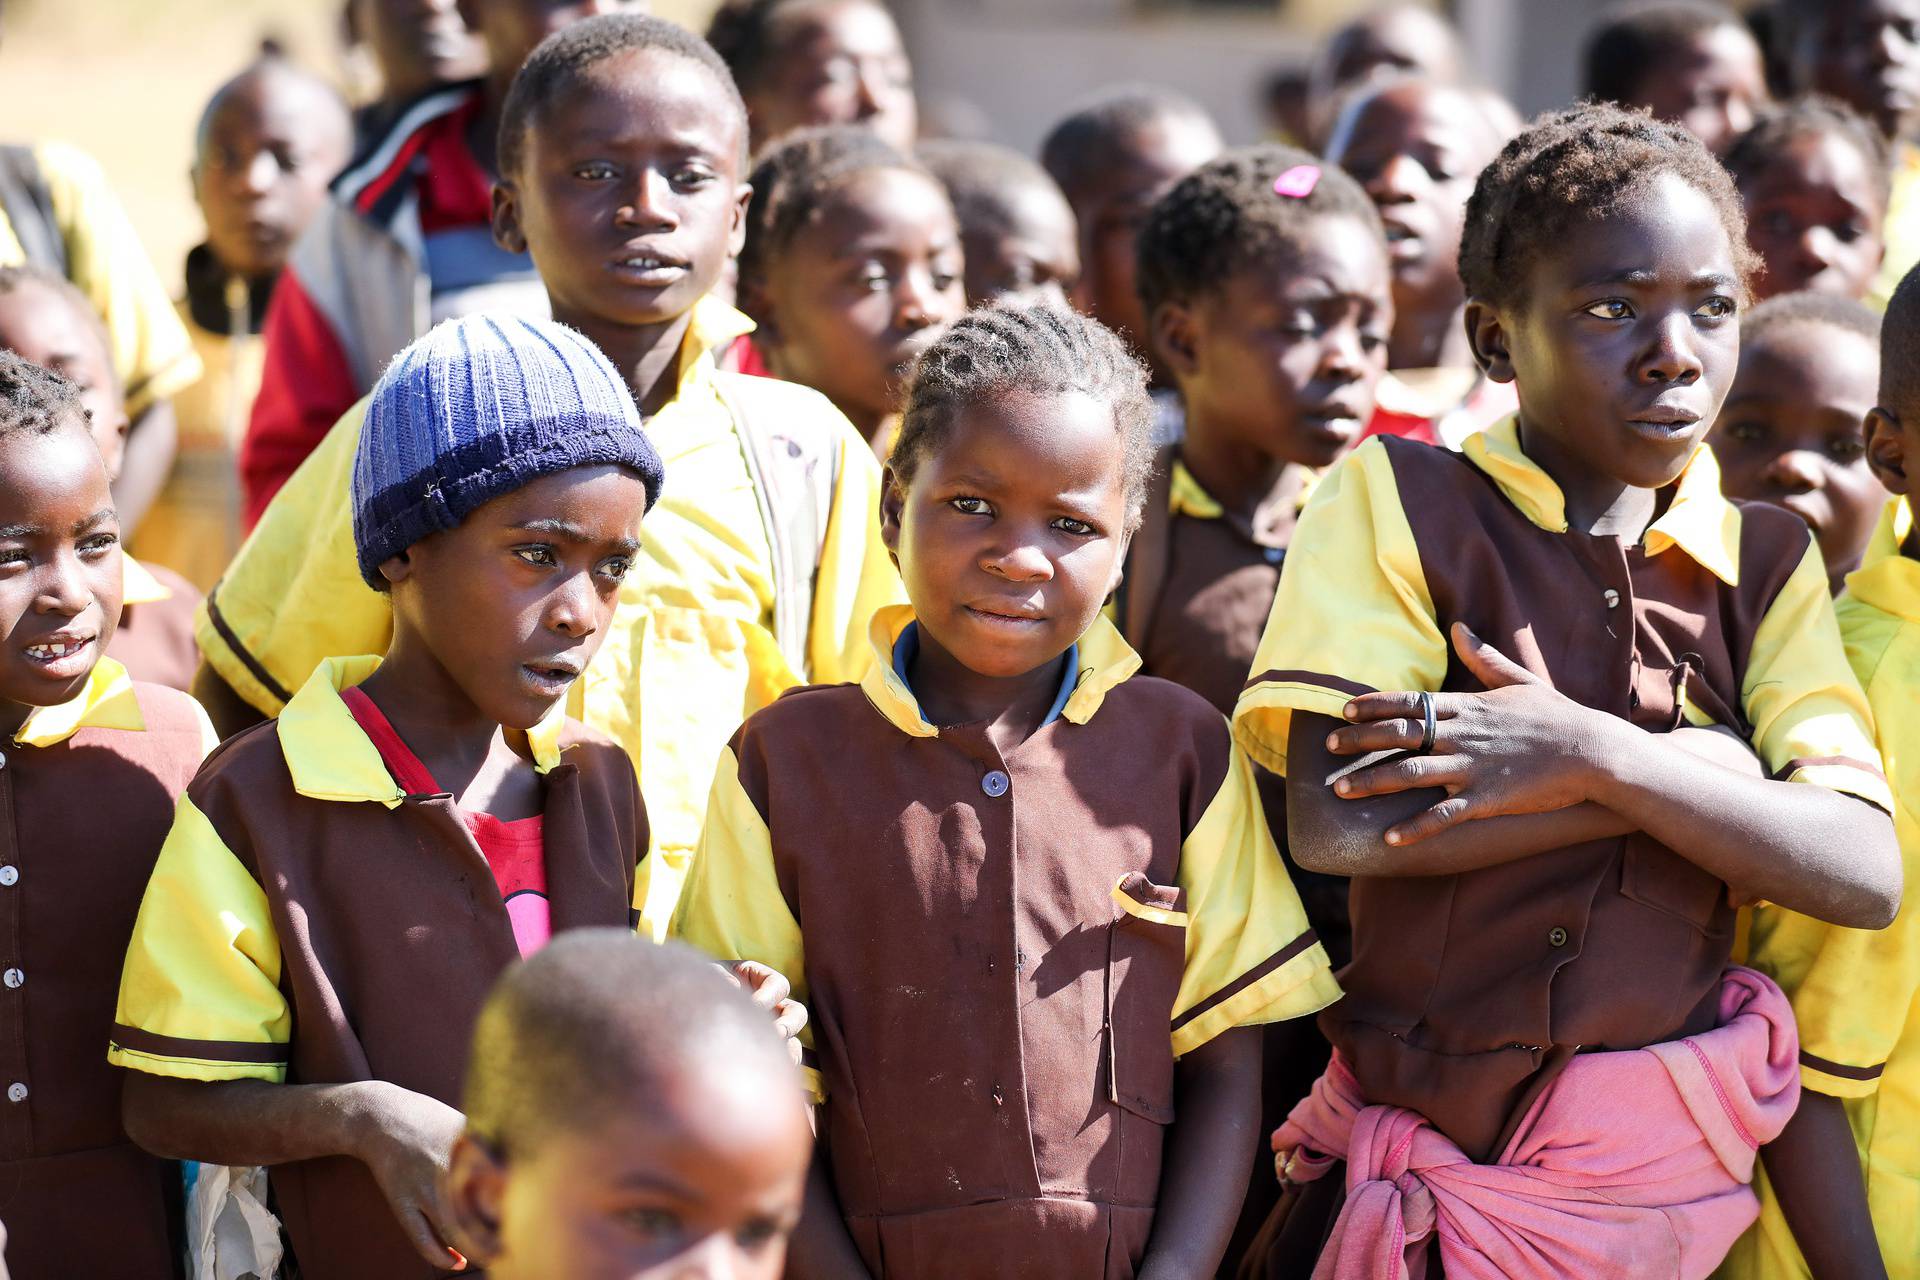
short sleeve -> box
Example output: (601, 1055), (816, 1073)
(195, 401), (393, 717)
(110, 796), (290, 1081)
(1165, 739), (1341, 1058)
(1233, 439), (1447, 777)
(36, 142), (201, 415)
(1743, 538), (1892, 812)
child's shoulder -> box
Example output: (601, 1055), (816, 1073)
(1097, 674), (1236, 770)
(553, 716), (641, 781)
(712, 369), (869, 456)
(735, 680), (870, 748)
(1727, 495), (1819, 594)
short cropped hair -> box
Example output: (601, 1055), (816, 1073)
(0, 348), (85, 441)
(1039, 85), (1219, 200)
(462, 932), (797, 1156)
(1583, 1), (1746, 102)
(892, 303), (1157, 530)
(1879, 262), (1920, 409)
(1723, 95), (1891, 209)
(706, 0), (891, 96)
(1744, 289), (1881, 350)
(1135, 144), (1384, 317)
(498, 14), (748, 179)
(739, 124), (932, 291)
(918, 139), (1072, 242)
(0, 264), (111, 358)
(1459, 101), (1760, 309)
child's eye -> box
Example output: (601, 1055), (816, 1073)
(1694, 296), (1736, 320)
(0, 548), (27, 569)
(619, 1207), (681, 1238)
(598, 556), (633, 582)
(1724, 420), (1768, 443)
(573, 162), (617, 181)
(932, 270), (959, 293)
(1052, 516), (1096, 536)
(671, 166), (715, 190)
(78, 533), (118, 559)
(951, 496), (991, 516)
(735, 1218), (786, 1251)
(514, 545), (558, 567)
(1829, 436), (1868, 463)
(1584, 300), (1632, 320)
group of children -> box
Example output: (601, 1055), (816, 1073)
(4, 0), (1920, 1277)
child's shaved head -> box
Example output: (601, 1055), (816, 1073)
(462, 932), (800, 1155)
(449, 933), (811, 1280)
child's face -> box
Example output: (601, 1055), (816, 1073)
(1165, 217), (1392, 471)
(1739, 132), (1887, 301)
(1067, 117), (1221, 373)
(194, 69), (351, 281)
(881, 390), (1131, 681)
(0, 286), (128, 479)
(1865, 383), (1920, 537)
(1624, 24), (1769, 157)
(958, 185), (1079, 311)
(1713, 323), (1884, 586)
(494, 48), (749, 335)
(378, 464), (649, 732)
(743, 0), (917, 154)
(355, 0), (487, 103)
(1480, 171), (1742, 492)
(450, 1063), (811, 1280)
(1327, 82), (1495, 334)
(469, 0), (645, 90)
(0, 423), (121, 719)
(1792, 0), (1920, 140)
(759, 168), (964, 432)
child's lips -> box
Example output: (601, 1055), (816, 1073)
(518, 657), (582, 698)
(20, 635), (95, 680)
(965, 603), (1045, 628)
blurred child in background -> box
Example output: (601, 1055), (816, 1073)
(707, 0), (918, 154)
(1726, 96), (1890, 302)
(1583, 0), (1770, 156)
(920, 138), (1079, 310)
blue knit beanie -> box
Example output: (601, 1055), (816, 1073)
(351, 314), (665, 588)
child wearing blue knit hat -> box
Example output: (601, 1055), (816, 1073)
(111, 314), (679, 1279)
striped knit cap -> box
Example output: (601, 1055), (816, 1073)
(351, 314), (665, 587)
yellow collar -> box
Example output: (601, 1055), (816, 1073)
(1461, 416), (1742, 586)
(858, 604), (1142, 738)
(121, 556), (172, 606)
(279, 656), (569, 807)
(1845, 500), (1920, 622)
(13, 656), (144, 747)
(1167, 457), (1318, 527)
(677, 295), (755, 390)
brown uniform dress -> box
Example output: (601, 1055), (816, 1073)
(677, 610), (1340, 1280)
(111, 658), (644, 1280)
(108, 558), (201, 693)
(2, 662), (209, 1279)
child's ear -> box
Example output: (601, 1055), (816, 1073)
(442, 1134), (506, 1268)
(728, 181), (753, 260)
(1105, 528), (1135, 601)
(379, 551), (415, 587)
(1866, 407), (1910, 494)
(491, 182), (527, 256)
(879, 465), (905, 566)
(1464, 299), (1514, 383)
(1151, 301), (1201, 383)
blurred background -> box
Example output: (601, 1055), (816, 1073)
(0, 0), (1697, 274)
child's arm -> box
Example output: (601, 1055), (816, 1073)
(123, 1073), (475, 1271)
(1761, 1092), (1887, 1279)
(1288, 623), (1901, 929)
(1136, 1026), (1262, 1280)
(786, 1143), (876, 1280)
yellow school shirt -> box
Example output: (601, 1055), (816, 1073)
(0, 143), (200, 416)
(1724, 499), (1920, 1280)
(193, 297), (902, 935)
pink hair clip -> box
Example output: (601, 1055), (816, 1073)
(1274, 165), (1321, 199)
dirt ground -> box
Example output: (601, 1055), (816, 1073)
(0, 0), (720, 289)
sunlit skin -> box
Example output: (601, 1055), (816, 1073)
(1469, 172), (1743, 528)
(1738, 130), (1888, 301)
(1865, 367), (1920, 541)
(0, 283), (128, 478)
(1713, 321), (1884, 591)
(1326, 80), (1500, 371)
(1790, 0), (1920, 140)
(755, 167), (965, 443)
(880, 391), (1131, 751)
(741, 0), (917, 154)
(354, 0), (488, 104)
(1063, 116), (1221, 380)
(492, 46), (749, 415)
(359, 465), (649, 819)
(1620, 22), (1769, 157)
(0, 423), (121, 740)
(193, 64), (352, 281)
(958, 182), (1079, 310)
(1155, 217), (1392, 522)
(446, 1056), (811, 1280)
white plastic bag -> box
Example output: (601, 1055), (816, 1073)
(186, 1164), (283, 1280)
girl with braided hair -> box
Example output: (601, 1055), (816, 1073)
(675, 303), (1338, 1280)
(1234, 101), (1901, 1278)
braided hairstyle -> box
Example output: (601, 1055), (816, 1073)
(738, 124), (937, 293)
(1459, 101), (1760, 310)
(1723, 95), (1891, 209)
(1135, 143), (1384, 317)
(893, 304), (1157, 529)
(0, 348), (84, 441)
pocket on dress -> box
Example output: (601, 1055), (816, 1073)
(1105, 872), (1187, 1125)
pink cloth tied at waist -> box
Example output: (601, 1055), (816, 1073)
(1274, 965), (1800, 1280)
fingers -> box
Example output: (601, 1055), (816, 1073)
(770, 995), (809, 1043)
(1333, 753), (1469, 800)
(733, 960), (790, 1009)
(396, 1208), (461, 1269)
(1326, 718), (1426, 757)
(1384, 793), (1485, 846)
(1341, 691), (1446, 726)
(1450, 622), (1538, 690)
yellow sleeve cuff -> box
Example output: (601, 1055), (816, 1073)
(1234, 680), (1362, 777)
(1782, 759), (1895, 815)
(1171, 934), (1340, 1058)
(1798, 1057), (1883, 1099)
(108, 1041), (286, 1084)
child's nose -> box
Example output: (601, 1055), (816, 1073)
(1640, 312), (1703, 384)
(33, 559), (92, 617)
(544, 572), (599, 637)
(984, 539), (1054, 582)
(1365, 154), (1421, 202)
(1794, 225), (1839, 273)
(238, 151), (277, 197)
(1765, 449), (1825, 493)
(618, 172), (678, 229)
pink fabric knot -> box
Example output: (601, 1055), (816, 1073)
(1274, 164), (1321, 198)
